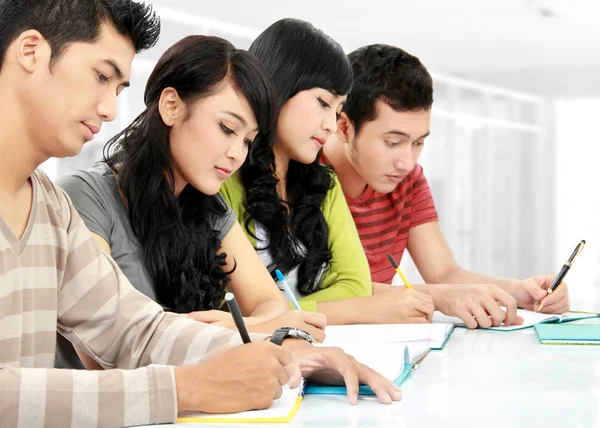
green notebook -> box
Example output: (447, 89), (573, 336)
(534, 324), (600, 345)
(433, 309), (600, 331)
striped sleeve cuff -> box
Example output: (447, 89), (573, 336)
(149, 365), (178, 424)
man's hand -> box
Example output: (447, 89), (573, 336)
(426, 283), (524, 329)
(175, 342), (296, 414)
(287, 342), (403, 405)
(514, 275), (570, 314)
(355, 286), (434, 324)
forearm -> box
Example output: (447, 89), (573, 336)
(1, 364), (176, 427)
(430, 266), (520, 296)
(316, 297), (371, 325)
(248, 299), (290, 320)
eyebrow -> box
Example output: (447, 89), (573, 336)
(222, 111), (259, 131)
(384, 130), (430, 140)
(103, 59), (130, 88)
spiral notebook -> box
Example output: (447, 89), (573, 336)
(433, 309), (600, 331)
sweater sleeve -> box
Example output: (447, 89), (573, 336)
(0, 184), (266, 428)
(297, 176), (372, 312)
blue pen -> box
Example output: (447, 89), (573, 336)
(275, 269), (301, 310)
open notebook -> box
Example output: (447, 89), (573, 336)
(177, 379), (304, 423)
(304, 323), (454, 395)
(433, 309), (600, 331)
(322, 323), (455, 351)
(534, 323), (600, 345)
(305, 343), (413, 395)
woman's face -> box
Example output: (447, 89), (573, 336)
(167, 83), (259, 196)
(275, 87), (346, 166)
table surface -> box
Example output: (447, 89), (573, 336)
(146, 318), (600, 428)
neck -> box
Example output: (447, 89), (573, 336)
(323, 135), (368, 198)
(170, 167), (187, 198)
(272, 143), (289, 199)
(0, 80), (47, 196)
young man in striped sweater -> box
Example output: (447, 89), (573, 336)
(323, 44), (570, 329)
(0, 3), (401, 426)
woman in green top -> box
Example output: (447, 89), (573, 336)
(220, 19), (434, 324)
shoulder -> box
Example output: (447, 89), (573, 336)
(32, 169), (77, 228)
(321, 172), (346, 215)
(55, 163), (115, 196)
(219, 173), (246, 213)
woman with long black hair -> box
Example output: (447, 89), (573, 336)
(56, 35), (325, 369)
(220, 19), (434, 325)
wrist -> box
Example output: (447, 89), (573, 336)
(174, 366), (196, 413)
(498, 279), (521, 298)
(281, 338), (313, 351)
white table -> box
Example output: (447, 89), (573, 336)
(152, 319), (600, 428)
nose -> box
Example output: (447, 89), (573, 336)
(97, 92), (117, 123)
(394, 144), (415, 172)
(225, 138), (247, 162)
(321, 109), (338, 135)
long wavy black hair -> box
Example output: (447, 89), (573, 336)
(104, 35), (277, 312)
(240, 19), (352, 295)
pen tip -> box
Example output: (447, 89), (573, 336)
(275, 269), (284, 281)
(582, 240), (586, 244)
(225, 292), (234, 301)
(387, 254), (399, 269)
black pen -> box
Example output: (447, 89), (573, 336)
(225, 292), (251, 344)
(538, 240), (585, 312)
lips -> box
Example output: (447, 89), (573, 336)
(386, 174), (406, 183)
(215, 166), (233, 179)
(312, 137), (326, 147)
(81, 122), (100, 142)
(83, 123), (100, 135)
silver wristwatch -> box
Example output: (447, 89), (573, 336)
(269, 327), (314, 345)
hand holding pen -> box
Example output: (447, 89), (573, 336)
(537, 240), (584, 312)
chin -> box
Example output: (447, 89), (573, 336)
(55, 141), (85, 159)
(193, 182), (221, 196)
(296, 151), (321, 165)
(371, 182), (398, 195)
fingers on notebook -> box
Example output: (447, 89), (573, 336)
(355, 361), (403, 405)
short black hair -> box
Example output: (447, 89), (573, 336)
(343, 44), (433, 135)
(0, 0), (160, 70)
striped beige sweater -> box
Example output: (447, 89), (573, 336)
(0, 170), (263, 427)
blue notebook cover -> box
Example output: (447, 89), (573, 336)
(534, 323), (600, 345)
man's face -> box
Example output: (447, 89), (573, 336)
(24, 22), (135, 158)
(347, 100), (431, 194)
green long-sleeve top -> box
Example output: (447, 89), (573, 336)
(220, 173), (372, 312)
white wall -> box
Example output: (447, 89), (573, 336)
(555, 99), (600, 310)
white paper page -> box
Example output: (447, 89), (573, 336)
(559, 311), (600, 322)
(432, 309), (559, 330)
(315, 343), (407, 381)
(178, 379), (303, 421)
(323, 323), (453, 349)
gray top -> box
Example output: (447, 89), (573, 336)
(54, 162), (236, 368)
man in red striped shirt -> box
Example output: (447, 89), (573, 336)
(323, 44), (570, 329)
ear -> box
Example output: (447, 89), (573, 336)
(15, 30), (48, 73)
(335, 111), (355, 145)
(158, 87), (185, 127)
